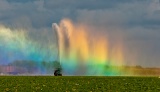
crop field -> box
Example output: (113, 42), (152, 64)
(0, 76), (160, 92)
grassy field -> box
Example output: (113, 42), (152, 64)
(0, 76), (160, 92)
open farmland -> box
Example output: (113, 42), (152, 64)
(0, 76), (160, 92)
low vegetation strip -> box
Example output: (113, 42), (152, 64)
(0, 76), (160, 92)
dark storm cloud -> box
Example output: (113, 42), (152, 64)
(1, 0), (159, 29)
(6, 0), (36, 3)
(43, 0), (148, 10)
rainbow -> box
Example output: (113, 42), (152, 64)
(0, 25), (56, 65)
(53, 19), (126, 75)
(0, 19), (134, 75)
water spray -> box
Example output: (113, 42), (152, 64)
(52, 18), (127, 76)
(52, 23), (63, 76)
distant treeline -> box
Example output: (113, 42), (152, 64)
(105, 65), (160, 76)
(0, 60), (61, 74)
(0, 60), (160, 75)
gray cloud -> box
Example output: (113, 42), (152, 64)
(1, 0), (159, 28)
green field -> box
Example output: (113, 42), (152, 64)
(0, 76), (160, 92)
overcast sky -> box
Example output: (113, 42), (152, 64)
(0, 0), (160, 67)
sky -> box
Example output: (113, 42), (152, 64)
(0, 0), (160, 67)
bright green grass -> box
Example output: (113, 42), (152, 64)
(0, 76), (160, 92)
